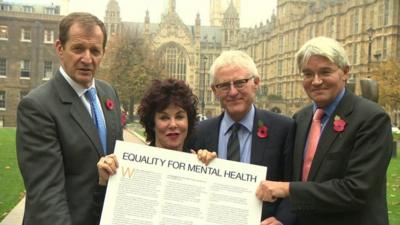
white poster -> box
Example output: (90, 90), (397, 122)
(100, 140), (267, 225)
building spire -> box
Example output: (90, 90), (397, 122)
(168, 0), (176, 14)
(104, 0), (121, 36)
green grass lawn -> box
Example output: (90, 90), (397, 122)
(0, 128), (24, 221)
(388, 157), (400, 225)
(0, 126), (399, 223)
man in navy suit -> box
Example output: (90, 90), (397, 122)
(256, 36), (392, 225)
(187, 50), (295, 225)
(16, 12), (123, 225)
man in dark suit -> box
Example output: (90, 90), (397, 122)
(187, 50), (295, 225)
(256, 36), (392, 225)
(16, 12), (123, 225)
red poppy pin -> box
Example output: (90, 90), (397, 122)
(257, 120), (268, 138)
(333, 115), (346, 132)
(105, 99), (114, 110)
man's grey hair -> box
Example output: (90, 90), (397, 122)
(295, 36), (350, 71)
(209, 50), (260, 84)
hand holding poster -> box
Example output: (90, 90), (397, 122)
(100, 140), (267, 225)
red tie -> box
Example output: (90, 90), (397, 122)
(302, 108), (324, 181)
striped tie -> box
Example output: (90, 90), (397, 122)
(227, 123), (241, 161)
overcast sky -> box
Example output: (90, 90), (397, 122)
(8, 0), (277, 28)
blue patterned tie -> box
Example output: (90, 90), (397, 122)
(85, 88), (107, 154)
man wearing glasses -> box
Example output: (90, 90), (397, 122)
(256, 37), (392, 225)
(187, 50), (296, 225)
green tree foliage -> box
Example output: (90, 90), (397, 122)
(371, 58), (400, 109)
(99, 29), (165, 115)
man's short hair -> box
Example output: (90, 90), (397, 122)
(295, 36), (349, 71)
(210, 50), (260, 83)
(58, 12), (107, 49)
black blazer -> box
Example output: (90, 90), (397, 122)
(186, 107), (296, 224)
(16, 71), (123, 225)
(290, 91), (392, 225)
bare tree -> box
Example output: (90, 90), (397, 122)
(371, 58), (400, 110)
(99, 27), (166, 121)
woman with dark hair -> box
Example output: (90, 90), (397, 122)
(137, 78), (198, 150)
(97, 78), (216, 186)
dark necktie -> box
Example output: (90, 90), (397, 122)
(227, 123), (241, 161)
(85, 88), (107, 154)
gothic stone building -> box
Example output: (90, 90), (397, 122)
(1, 0), (399, 126)
(104, 0), (243, 118)
(104, 0), (400, 119)
(238, 0), (400, 117)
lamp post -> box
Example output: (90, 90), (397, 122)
(346, 74), (356, 93)
(373, 52), (381, 62)
(201, 56), (208, 116)
(360, 26), (379, 103)
(367, 26), (374, 75)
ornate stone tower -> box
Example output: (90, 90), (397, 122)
(210, 0), (240, 27)
(144, 10), (150, 35)
(168, 0), (176, 15)
(222, 0), (240, 49)
(210, 0), (223, 26)
(276, 0), (308, 25)
(104, 0), (121, 36)
(195, 12), (201, 39)
(232, 0), (240, 16)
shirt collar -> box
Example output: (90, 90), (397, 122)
(313, 88), (346, 119)
(222, 104), (255, 135)
(59, 66), (96, 97)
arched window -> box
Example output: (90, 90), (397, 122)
(160, 45), (187, 81)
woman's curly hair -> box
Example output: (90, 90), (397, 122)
(137, 78), (199, 144)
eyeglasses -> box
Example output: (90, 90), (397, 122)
(214, 76), (255, 92)
(301, 67), (339, 80)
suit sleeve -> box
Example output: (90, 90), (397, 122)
(112, 86), (124, 141)
(275, 120), (296, 224)
(16, 97), (72, 225)
(289, 109), (392, 213)
(283, 121), (295, 181)
(184, 121), (212, 153)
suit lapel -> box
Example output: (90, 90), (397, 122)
(250, 108), (267, 165)
(54, 72), (104, 156)
(205, 115), (222, 153)
(308, 91), (354, 180)
(70, 103), (104, 156)
(96, 83), (117, 154)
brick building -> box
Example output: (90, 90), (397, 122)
(0, 1), (62, 126)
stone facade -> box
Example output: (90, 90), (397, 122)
(238, 0), (400, 116)
(104, 0), (242, 118)
(104, 0), (400, 118)
(0, 2), (61, 126)
(1, 0), (399, 126)
(210, 0), (240, 26)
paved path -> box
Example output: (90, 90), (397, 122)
(0, 129), (145, 225)
(123, 128), (146, 144)
(0, 198), (25, 225)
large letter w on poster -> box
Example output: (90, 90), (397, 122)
(121, 166), (135, 178)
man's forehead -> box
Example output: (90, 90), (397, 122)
(303, 55), (336, 67)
